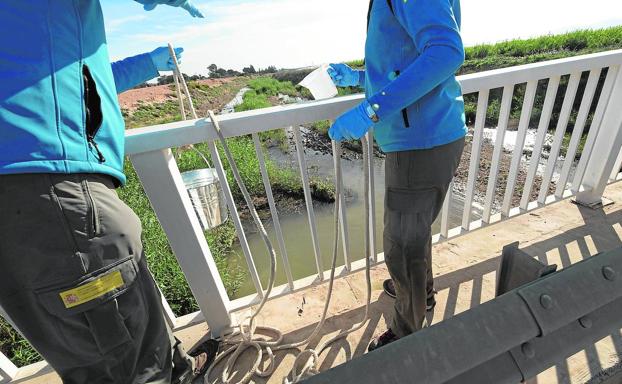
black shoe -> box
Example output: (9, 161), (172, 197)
(382, 279), (437, 312)
(188, 339), (219, 380)
(368, 328), (399, 352)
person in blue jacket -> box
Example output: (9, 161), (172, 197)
(328, 0), (466, 351)
(0, 1), (215, 383)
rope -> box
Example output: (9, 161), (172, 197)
(281, 135), (373, 384)
(203, 112), (373, 384)
(167, 46), (373, 383)
(169, 43), (213, 168)
(169, 44), (187, 120)
(168, 43), (198, 120)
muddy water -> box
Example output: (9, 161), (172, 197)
(227, 142), (467, 299)
(225, 126), (579, 299)
(217, 91), (572, 299)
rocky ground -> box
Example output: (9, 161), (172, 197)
(456, 133), (557, 210)
(298, 124), (557, 213)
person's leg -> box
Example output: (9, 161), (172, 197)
(384, 138), (465, 338)
(384, 181), (433, 337)
(0, 173), (188, 384)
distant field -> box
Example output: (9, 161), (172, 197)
(461, 26), (622, 74)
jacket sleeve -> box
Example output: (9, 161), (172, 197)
(111, 53), (159, 94)
(367, 0), (464, 121)
(358, 70), (366, 89)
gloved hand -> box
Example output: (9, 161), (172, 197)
(149, 47), (184, 72)
(327, 63), (360, 87)
(329, 101), (375, 142)
(141, 1), (205, 18)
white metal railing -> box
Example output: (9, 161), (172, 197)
(129, 49), (622, 331)
(2, 49), (622, 382)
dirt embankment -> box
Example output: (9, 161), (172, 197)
(118, 78), (236, 112)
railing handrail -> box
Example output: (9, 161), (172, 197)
(125, 94), (364, 155)
(125, 49), (622, 156)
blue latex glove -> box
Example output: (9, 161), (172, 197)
(149, 47), (184, 72)
(329, 102), (375, 142)
(327, 63), (360, 87)
(141, 1), (205, 18)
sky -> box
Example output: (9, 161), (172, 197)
(102, 0), (622, 76)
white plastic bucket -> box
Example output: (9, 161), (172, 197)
(181, 168), (228, 230)
(298, 64), (338, 100)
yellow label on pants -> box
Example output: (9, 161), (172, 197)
(60, 270), (125, 309)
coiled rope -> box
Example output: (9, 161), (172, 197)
(168, 46), (373, 383)
(203, 111), (372, 384)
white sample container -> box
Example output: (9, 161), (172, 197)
(298, 64), (338, 100)
(181, 168), (228, 231)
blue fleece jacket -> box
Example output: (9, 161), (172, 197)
(363, 0), (467, 152)
(0, 1), (159, 185)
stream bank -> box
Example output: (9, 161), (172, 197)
(227, 119), (576, 298)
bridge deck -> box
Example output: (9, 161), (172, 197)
(14, 181), (622, 384)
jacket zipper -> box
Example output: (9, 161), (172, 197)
(82, 180), (100, 238)
(395, 70), (411, 128)
(87, 137), (106, 163)
(82, 64), (105, 163)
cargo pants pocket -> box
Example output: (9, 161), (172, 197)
(35, 257), (142, 357)
(386, 187), (438, 225)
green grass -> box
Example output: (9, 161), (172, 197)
(310, 120), (331, 138)
(561, 132), (589, 159)
(237, 77), (325, 152)
(464, 27), (622, 60)
(235, 90), (272, 112)
(345, 59), (365, 69)
(118, 159), (245, 316)
(461, 26), (622, 74)
(1, 319), (41, 367)
(247, 77), (299, 97)
(260, 129), (289, 152)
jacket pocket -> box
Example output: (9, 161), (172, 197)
(394, 70), (411, 128)
(401, 109), (411, 128)
(82, 65), (105, 163)
(35, 257), (140, 355)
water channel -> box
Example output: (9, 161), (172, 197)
(227, 136), (468, 299)
(218, 91), (574, 299)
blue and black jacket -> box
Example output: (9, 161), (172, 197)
(0, 1), (160, 185)
(363, 0), (467, 152)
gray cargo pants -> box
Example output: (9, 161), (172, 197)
(0, 173), (193, 384)
(384, 137), (464, 338)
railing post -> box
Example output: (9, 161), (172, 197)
(0, 351), (17, 384)
(0, 307), (17, 382)
(130, 149), (232, 335)
(0, 307), (21, 382)
(576, 66), (622, 207)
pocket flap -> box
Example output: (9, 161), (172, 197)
(386, 187), (438, 214)
(36, 257), (138, 317)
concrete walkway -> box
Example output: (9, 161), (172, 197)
(12, 182), (622, 384)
